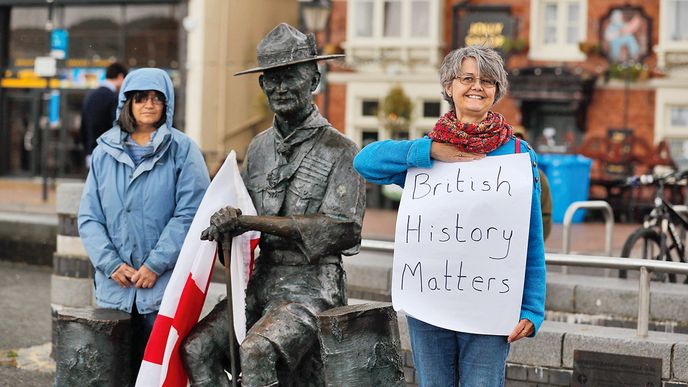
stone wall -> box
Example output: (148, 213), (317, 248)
(0, 212), (55, 266)
(396, 318), (688, 387)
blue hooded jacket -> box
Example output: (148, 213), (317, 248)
(78, 68), (210, 314)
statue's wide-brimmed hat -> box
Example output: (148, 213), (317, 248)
(234, 23), (344, 76)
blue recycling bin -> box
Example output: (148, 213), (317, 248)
(538, 154), (592, 223)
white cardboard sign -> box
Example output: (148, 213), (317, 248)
(392, 153), (533, 335)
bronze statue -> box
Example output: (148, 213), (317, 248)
(181, 23), (366, 387)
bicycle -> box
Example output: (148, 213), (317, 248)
(619, 171), (688, 283)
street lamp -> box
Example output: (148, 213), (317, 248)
(299, 0), (333, 116)
(300, 0), (331, 34)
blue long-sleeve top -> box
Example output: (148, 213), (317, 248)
(353, 136), (546, 335)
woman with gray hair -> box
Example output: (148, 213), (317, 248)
(354, 46), (545, 386)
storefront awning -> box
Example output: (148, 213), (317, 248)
(0, 0), (179, 5)
(508, 67), (596, 104)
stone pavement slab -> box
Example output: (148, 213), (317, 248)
(674, 342), (688, 381)
(0, 262), (55, 385)
(15, 343), (54, 373)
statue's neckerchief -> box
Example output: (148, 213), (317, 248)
(267, 106), (330, 189)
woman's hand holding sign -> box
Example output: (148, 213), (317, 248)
(431, 142), (485, 162)
(507, 318), (534, 343)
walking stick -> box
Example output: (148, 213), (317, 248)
(218, 238), (238, 387)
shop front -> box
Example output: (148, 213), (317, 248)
(0, 0), (184, 177)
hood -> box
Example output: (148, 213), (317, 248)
(116, 68), (175, 129)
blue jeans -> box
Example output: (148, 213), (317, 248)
(407, 316), (509, 387)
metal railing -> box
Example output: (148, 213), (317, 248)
(562, 201), (614, 256)
(547, 253), (688, 337)
(561, 201), (614, 275)
(359, 239), (688, 338)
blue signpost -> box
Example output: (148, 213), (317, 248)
(51, 29), (69, 60)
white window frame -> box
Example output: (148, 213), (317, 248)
(655, 88), (688, 143)
(347, 0), (438, 44)
(658, 0), (688, 68)
(347, 0), (441, 42)
(345, 80), (449, 148)
(529, 0), (587, 61)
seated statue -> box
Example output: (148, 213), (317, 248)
(181, 23), (366, 387)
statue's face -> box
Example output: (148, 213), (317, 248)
(260, 63), (319, 118)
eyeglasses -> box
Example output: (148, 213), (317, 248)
(456, 75), (498, 89)
(133, 91), (165, 106)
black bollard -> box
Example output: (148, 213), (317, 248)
(55, 307), (132, 387)
(317, 302), (405, 387)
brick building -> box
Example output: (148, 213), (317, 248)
(317, 0), (688, 174)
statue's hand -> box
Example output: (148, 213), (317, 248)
(201, 207), (244, 242)
(200, 226), (216, 241)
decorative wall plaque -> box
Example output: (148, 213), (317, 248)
(573, 350), (661, 387)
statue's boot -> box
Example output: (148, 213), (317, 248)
(240, 334), (279, 387)
(181, 300), (235, 387)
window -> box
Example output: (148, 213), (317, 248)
(670, 106), (688, 128)
(667, 139), (688, 171)
(344, 82), (449, 148)
(8, 4), (181, 70)
(654, 89), (688, 145)
(362, 130), (379, 146)
(668, 0), (688, 42)
(383, 0), (401, 37)
(362, 100), (379, 116)
(659, 0), (688, 67)
(410, 1), (431, 38)
(348, 0), (434, 41)
(345, 0), (441, 68)
(355, 0), (374, 37)
(391, 131), (409, 140)
(529, 0), (586, 61)
(9, 7), (50, 66)
(422, 101), (440, 118)
(565, 3), (580, 44)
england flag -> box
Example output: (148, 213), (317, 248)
(136, 151), (259, 387)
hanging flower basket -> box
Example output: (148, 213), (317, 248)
(380, 85), (413, 132)
(578, 41), (602, 57)
(502, 37), (529, 55)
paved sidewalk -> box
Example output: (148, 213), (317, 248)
(0, 178), (59, 215)
(0, 262), (54, 386)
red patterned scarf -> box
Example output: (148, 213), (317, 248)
(428, 110), (513, 154)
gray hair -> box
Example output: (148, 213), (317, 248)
(439, 46), (509, 110)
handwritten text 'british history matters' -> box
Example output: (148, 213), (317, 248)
(392, 153), (533, 335)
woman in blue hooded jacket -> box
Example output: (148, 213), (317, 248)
(78, 68), (210, 380)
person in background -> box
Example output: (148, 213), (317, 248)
(353, 45), (546, 387)
(80, 62), (127, 167)
(78, 68), (210, 383)
(513, 125), (553, 241)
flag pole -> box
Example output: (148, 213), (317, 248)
(218, 238), (238, 387)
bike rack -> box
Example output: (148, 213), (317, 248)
(561, 200), (615, 275)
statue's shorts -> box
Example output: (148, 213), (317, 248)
(245, 260), (346, 369)
(182, 257), (345, 387)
